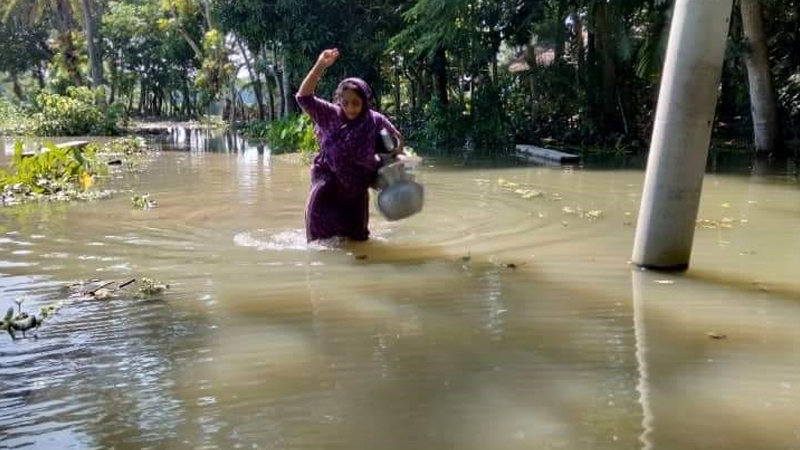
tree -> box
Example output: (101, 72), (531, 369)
(3, 0), (103, 89)
(740, 0), (782, 155)
(0, 19), (51, 99)
(79, 0), (103, 87)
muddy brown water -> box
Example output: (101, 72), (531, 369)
(1, 130), (799, 449)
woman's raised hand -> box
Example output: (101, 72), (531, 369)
(317, 49), (339, 68)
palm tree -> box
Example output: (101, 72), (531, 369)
(3, 0), (103, 88)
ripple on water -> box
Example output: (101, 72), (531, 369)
(233, 228), (339, 251)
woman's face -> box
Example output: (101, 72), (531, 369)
(340, 89), (363, 120)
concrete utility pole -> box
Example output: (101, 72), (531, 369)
(632, 0), (734, 270)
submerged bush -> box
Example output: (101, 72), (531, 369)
(241, 114), (319, 163)
(31, 87), (121, 136)
(0, 98), (34, 135)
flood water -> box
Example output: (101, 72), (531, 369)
(1, 129), (799, 449)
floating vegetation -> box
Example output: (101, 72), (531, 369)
(1, 137), (152, 207)
(498, 178), (565, 204)
(515, 188), (544, 199)
(138, 277), (169, 296)
(131, 193), (158, 210)
(561, 206), (603, 221)
(696, 217), (746, 229)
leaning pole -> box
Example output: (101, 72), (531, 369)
(632, 0), (734, 270)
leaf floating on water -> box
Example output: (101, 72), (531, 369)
(707, 332), (727, 340)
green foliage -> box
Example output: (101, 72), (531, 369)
(241, 114), (319, 162)
(0, 98), (35, 135)
(195, 29), (234, 104)
(32, 87), (121, 136)
(0, 19), (50, 80)
(0, 141), (96, 194)
(470, 82), (512, 151)
(399, 97), (468, 148)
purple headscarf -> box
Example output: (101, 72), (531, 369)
(335, 77), (374, 118)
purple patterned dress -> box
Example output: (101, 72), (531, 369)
(295, 78), (400, 242)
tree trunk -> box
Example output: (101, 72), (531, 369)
(570, 5), (585, 73)
(80, 0), (104, 89)
(58, 32), (83, 87)
(740, 0), (782, 155)
(593, 1), (621, 133)
(431, 47), (448, 104)
(228, 81), (237, 125)
(235, 37), (265, 120)
(138, 82), (145, 115)
(281, 53), (293, 117)
(264, 76), (275, 121)
(34, 63), (46, 89)
(272, 47), (286, 119)
(393, 65), (402, 115)
(10, 71), (24, 100)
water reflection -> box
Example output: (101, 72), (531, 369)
(631, 269), (800, 450)
(157, 127), (266, 155)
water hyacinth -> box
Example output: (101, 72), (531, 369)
(1, 137), (150, 207)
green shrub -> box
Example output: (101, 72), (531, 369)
(32, 87), (121, 136)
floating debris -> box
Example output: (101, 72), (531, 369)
(696, 217), (744, 229)
(497, 178), (519, 188)
(139, 277), (169, 296)
(561, 206), (603, 221)
(1, 303), (44, 340)
(707, 332), (727, 340)
(131, 193), (158, 210)
(654, 280), (675, 285)
(515, 189), (544, 199)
